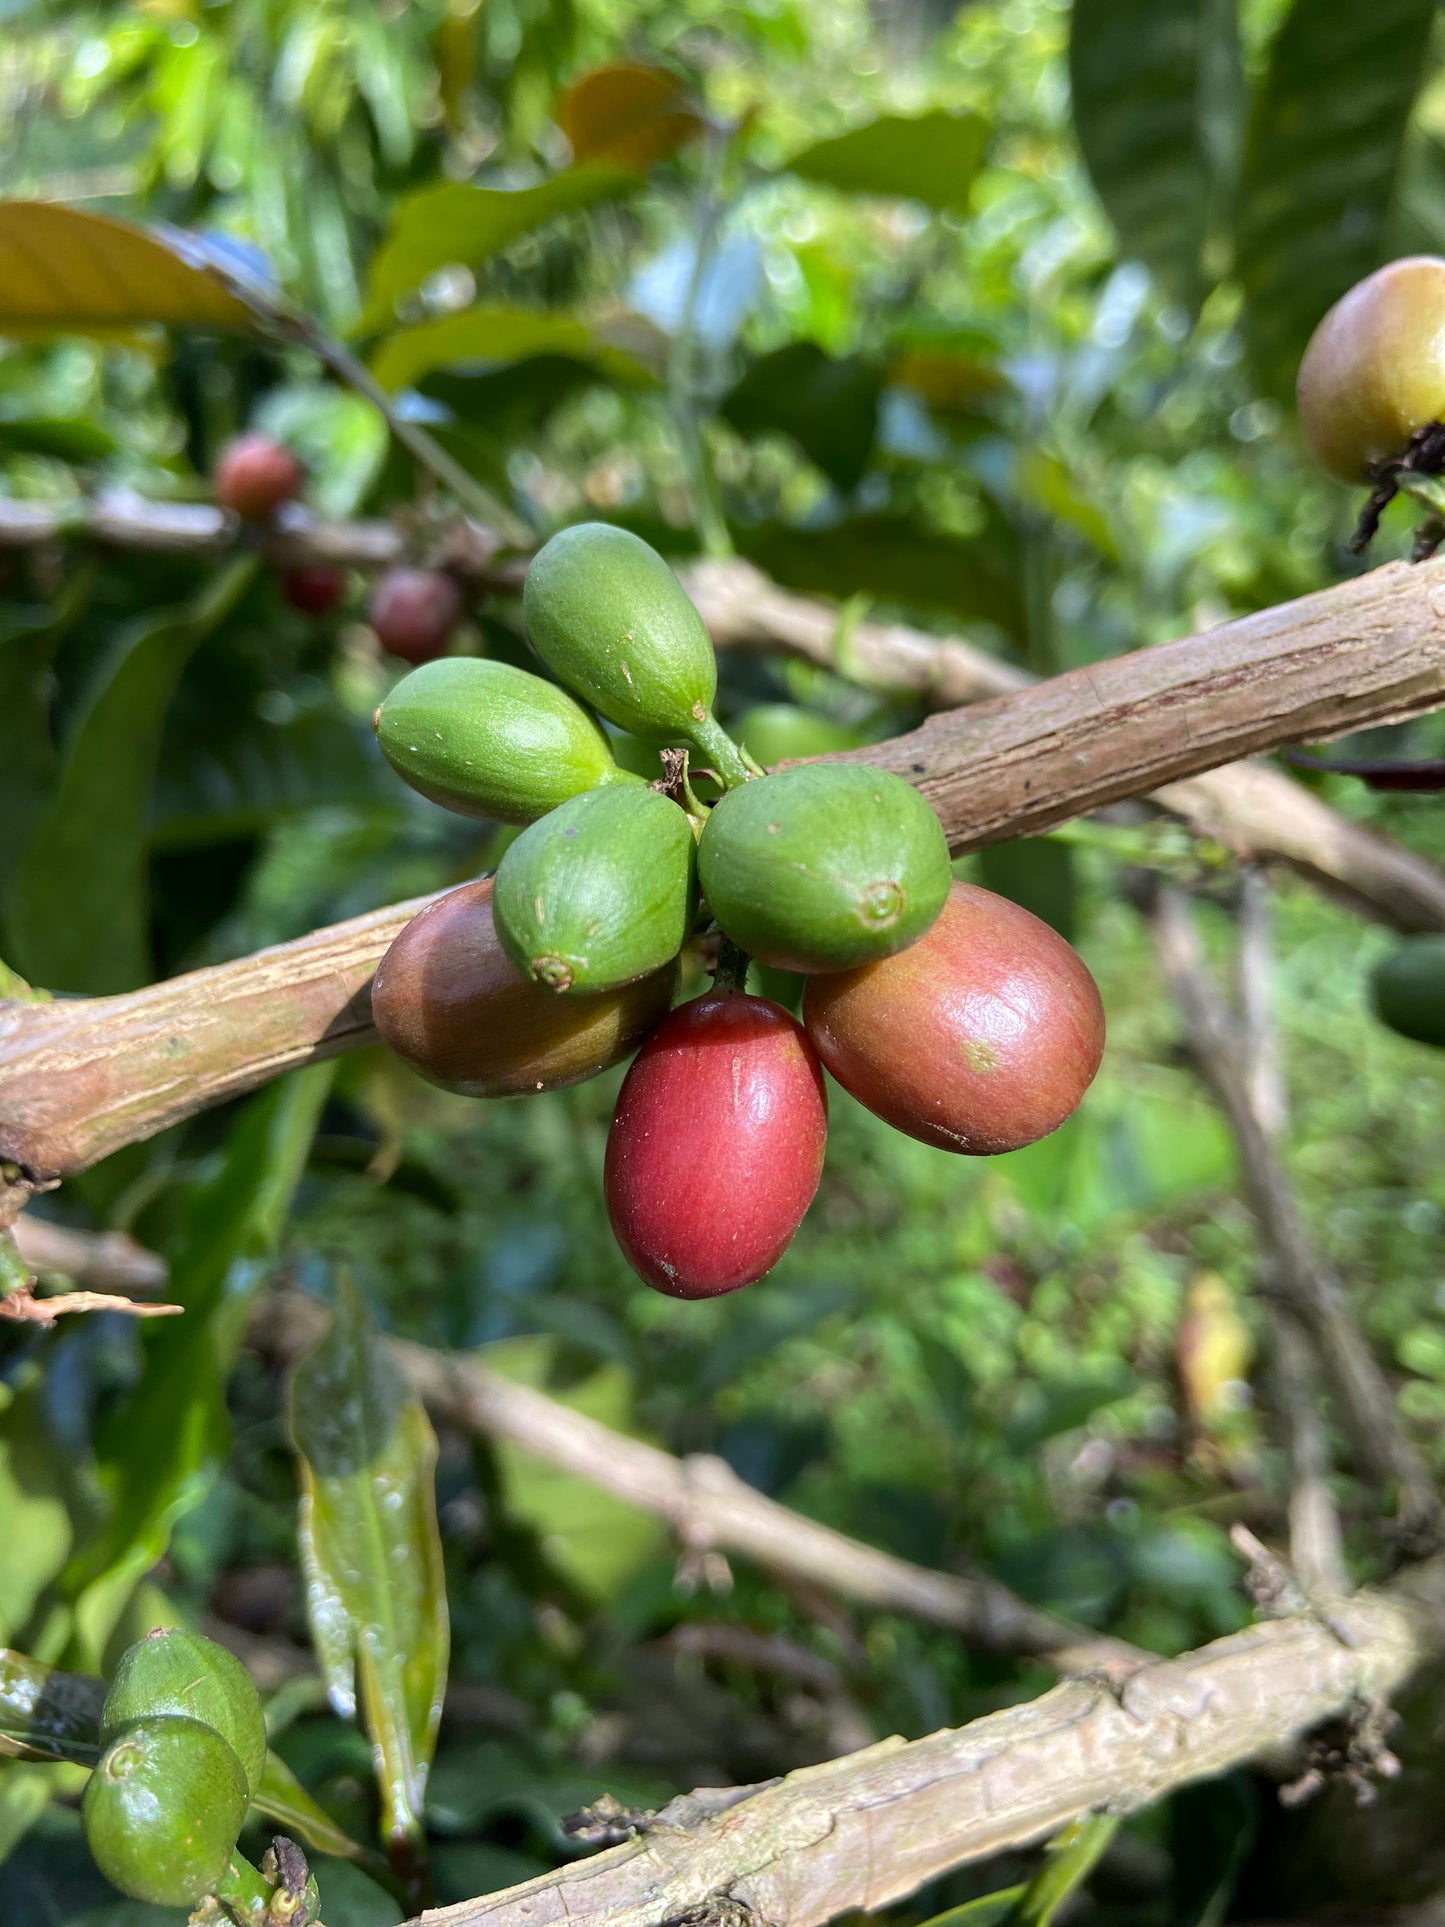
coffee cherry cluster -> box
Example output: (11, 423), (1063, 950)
(372, 521), (1106, 1298)
(210, 431), (465, 661)
(83, 1627), (266, 1908)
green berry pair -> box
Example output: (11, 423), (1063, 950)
(83, 1628), (265, 1909)
(375, 521), (951, 996)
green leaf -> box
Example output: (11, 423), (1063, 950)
(1012, 1813), (1120, 1927)
(0, 1382), (75, 1649)
(0, 565), (94, 908)
(737, 513), (1024, 639)
(0, 201), (259, 334)
(0, 1652), (104, 1766)
(1069, 0), (1241, 306)
(61, 1067), (332, 1672)
(370, 305), (654, 394)
(914, 1889), (1026, 1927)
(1235, 0), (1436, 399)
(288, 1275), (449, 1857)
(721, 343), (883, 492)
(4, 557), (258, 994)
(786, 110), (989, 213)
(254, 1748), (391, 1880)
(483, 1338), (663, 1602)
(360, 170), (639, 332)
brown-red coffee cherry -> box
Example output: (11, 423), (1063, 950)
(282, 564), (345, 615)
(604, 990), (827, 1298)
(371, 877), (677, 1098)
(1297, 257), (1445, 481)
(803, 881), (1104, 1155)
(214, 433), (304, 521)
(369, 567), (463, 663)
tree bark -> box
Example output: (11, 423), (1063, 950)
(409, 1582), (1441, 1927)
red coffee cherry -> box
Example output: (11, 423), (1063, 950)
(803, 880), (1104, 1155)
(368, 568), (464, 663)
(604, 990), (828, 1298)
(282, 564), (345, 615)
(213, 433), (304, 521)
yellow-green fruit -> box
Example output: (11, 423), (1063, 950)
(1297, 256), (1445, 480)
(1371, 936), (1445, 1048)
(83, 1716), (248, 1907)
(698, 764), (951, 973)
(493, 784), (697, 994)
(102, 1627), (266, 1796)
(732, 704), (867, 767)
(522, 524), (734, 763)
(374, 657), (642, 823)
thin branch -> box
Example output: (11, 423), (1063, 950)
(687, 557), (1445, 937)
(6, 558), (1445, 1184)
(1148, 884), (1439, 1545)
(408, 1581), (1438, 1927)
(9, 1217), (168, 1294)
(250, 1290), (1138, 1676)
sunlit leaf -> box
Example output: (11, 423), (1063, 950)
(786, 110), (989, 213)
(289, 1275), (448, 1858)
(557, 62), (704, 171)
(483, 1337), (663, 1602)
(4, 558), (256, 995)
(721, 342), (883, 492)
(1069, 0), (1241, 307)
(0, 1651), (104, 1765)
(361, 170), (639, 331)
(913, 1888), (1025, 1927)
(370, 305), (655, 393)
(61, 1066), (333, 1672)
(1235, 0), (1435, 399)
(0, 202), (259, 335)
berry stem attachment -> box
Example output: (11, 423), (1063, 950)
(210, 1853), (275, 1924)
(712, 935), (752, 995)
(687, 711), (751, 789)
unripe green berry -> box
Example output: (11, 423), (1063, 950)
(374, 656), (643, 823)
(83, 1715), (249, 1907)
(1297, 257), (1445, 480)
(102, 1627), (266, 1796)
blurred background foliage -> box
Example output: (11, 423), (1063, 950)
(2, 0), (1445, 1919)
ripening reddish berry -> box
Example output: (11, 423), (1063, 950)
(213, 433), (304, 521)
(803, 881), (1104, 1155)
(281, 564), (346, 615)
(369, 567), (464, 663)
(604, 990), (828, 1298)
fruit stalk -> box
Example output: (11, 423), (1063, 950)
(685, 709), (751, 788)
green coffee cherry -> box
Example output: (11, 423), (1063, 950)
(102, 1627), (267, 1797)
(83, 1715), (249, 1907)
(374, 656), (643, 823)
(494, 785), (697, 994)
(522, 524), (745, 780)
(1371, 937), (1445, 1048)
(698, 764), (951, 972)
(732, 704), (867, 766)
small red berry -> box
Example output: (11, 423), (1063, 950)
(369, 567), (464, 664)
(282, 564), (346, 615)
(214, 434), (304, 521)
(803, 881), (1105, 1155)
(604, 990), (828, 1299)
